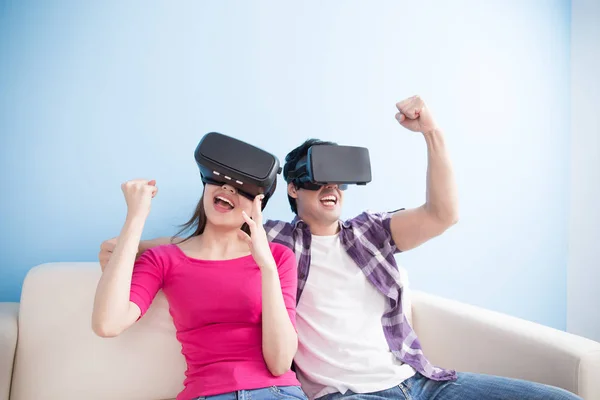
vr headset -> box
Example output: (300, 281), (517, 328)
(286, 144), (372, 190)
(194, 132), (281, 208)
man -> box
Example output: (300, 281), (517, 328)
(99, 96), (580, 400)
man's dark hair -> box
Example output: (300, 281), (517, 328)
(283, 138), (337, 214)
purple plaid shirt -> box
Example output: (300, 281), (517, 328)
(264, 210), (457, 382)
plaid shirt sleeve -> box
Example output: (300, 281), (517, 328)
(263, 219), (295, 250)
(348, 209), (405, 254)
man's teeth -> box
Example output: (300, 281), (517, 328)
(320, 195), (337, 203)
(216, 196), (234, 207)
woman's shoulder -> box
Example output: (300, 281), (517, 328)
(268, 242), (295, 262)
(138, 243), (183, 264)
(269, 241), (292, 252)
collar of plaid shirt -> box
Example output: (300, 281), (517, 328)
(264, 210), (456, 382)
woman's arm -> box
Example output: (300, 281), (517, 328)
(92, 179), (158, 337)
(260, 256), (298, 376)
(239, 196), (298, 376)
(92, 215), (145, 337)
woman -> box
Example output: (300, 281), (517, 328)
(91, 174), (306, 400)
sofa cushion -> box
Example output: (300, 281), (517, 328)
(0, 302), (19, 400)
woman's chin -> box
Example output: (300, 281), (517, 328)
(205, 214), (244, 231)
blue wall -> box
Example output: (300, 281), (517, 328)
(0, 1), (571, 329)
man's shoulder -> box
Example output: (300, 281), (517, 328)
(264, 218), (296, 241)
(344, 208), (403, 227)
(264, 218), (294, 231)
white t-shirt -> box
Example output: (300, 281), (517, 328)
(294, 234), (416, 399)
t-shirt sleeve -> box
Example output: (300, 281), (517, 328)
(273, 244), (299, 328)
(129, 247), (165, 317)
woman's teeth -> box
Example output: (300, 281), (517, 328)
(215, 196), (234, 209)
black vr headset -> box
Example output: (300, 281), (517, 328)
(286, 144), (372, 190)
(194, 132), (281, 208)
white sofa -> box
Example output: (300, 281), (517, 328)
(1, 262), (599, 400)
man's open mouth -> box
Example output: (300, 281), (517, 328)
(320, 195), (338, 207)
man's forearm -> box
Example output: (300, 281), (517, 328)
(138, 236), (174, 254)
(423, 128), (458, 224)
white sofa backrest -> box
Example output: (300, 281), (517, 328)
(11, 263), (185, 400)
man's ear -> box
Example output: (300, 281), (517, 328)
(287, 182), (298, 199)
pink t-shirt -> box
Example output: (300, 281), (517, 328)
(129, 242), (301, 400)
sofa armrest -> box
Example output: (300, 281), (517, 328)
(0, 302), (19, 400)
(411, 291), (600, 399)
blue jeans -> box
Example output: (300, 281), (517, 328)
(316, 372), (582, 400)
(192, 386), (308, 400)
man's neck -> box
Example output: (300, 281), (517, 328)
(300, 216), (340, 236)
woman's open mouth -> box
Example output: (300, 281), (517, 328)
(213, 195), (235, 212)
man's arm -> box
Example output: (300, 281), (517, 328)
(99, 236), (173, 271)
(99, 220), (292, 271)
(390, 96), (459, 252)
